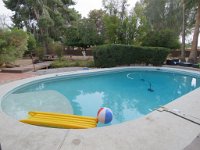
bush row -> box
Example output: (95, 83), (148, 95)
(93, 44), (170, 68)
(50, 59), (95, 68)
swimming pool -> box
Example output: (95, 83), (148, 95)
(1, 67), (200, 127)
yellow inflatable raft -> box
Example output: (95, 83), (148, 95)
(20, 111), (98, 129)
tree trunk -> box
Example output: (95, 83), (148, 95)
(188, 1), (200, 63)
(33, 9), (40, 22)
(180, 0), (186, 62)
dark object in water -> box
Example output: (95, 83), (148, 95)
(148, 88), (154, 92)
(147, 82), (154, 92)
(141, 79), (145, 81)
(141, 79), (154, 92)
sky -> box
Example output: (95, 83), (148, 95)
(0, 0), (13, 16)
(73, 0), (138, 17)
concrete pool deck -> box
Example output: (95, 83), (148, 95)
(0, 67), (83, 85)
(0, 66), (200, 150)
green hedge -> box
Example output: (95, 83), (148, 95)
(93, 44), (170, 68)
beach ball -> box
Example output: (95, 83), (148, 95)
(97, 107), (113, 124)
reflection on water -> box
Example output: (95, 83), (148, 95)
(2, 70), (200, 126)
(191, 78), (197, 87)
(72, 91), (104, 116)
(36, 83), (45, 90)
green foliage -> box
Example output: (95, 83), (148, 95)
(78, 19), (99, 49)
(89, 9), (106, 36)
(4, 0), (197, 58)
(93, 44), (170, 67)
(101, 0), (149, 45)
(50, 59), (68, 68)
(65, 26), (79, 47)
(102, 0), (121, 16)
(142, 29), (181, 49)
(65, 18), (104, 49)
(131, 2), (149, 45)
(102, 0), (129, 44)
(49, 42), (63, 59)
(38, 16), (54, 28)
(0, 29), (28, 64)
(50, 59), (95, 68)
(3, 0), (77, 54)
(143, 0), (182, 36)
(27, 33), (37, 52)
(35, 46), (45, 60)
(103, 15), (120, 43)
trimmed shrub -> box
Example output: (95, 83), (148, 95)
(93, 44), (170, 68)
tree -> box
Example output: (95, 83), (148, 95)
(188, 0), (200, 63)
(143, 0), (183, 36)
(65, 26), (79, 48)
(127, 1), (149, 45)
(27, 33), (37, 54)
(102, 0), (129, 44)
(142, 29), (181, 49)
(103, 14), (120, 43)
(181, 0), (186, 61)
(126, 13), (137, 45)
(102, 0), (120, 44)
(0, 28), (28, 65)
(89, 9), (106, 41)
(3, 0), (77, 54)
(65, 18), (104, 50)
(102, 0), (149, 45)
(78, 18), (104, 49)
(117, 0), (129, 44)
(102, 0), (120, 16)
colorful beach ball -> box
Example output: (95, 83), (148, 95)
(97, 107), (113, 124)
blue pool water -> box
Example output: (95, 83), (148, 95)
(1, 69), (200, 126)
